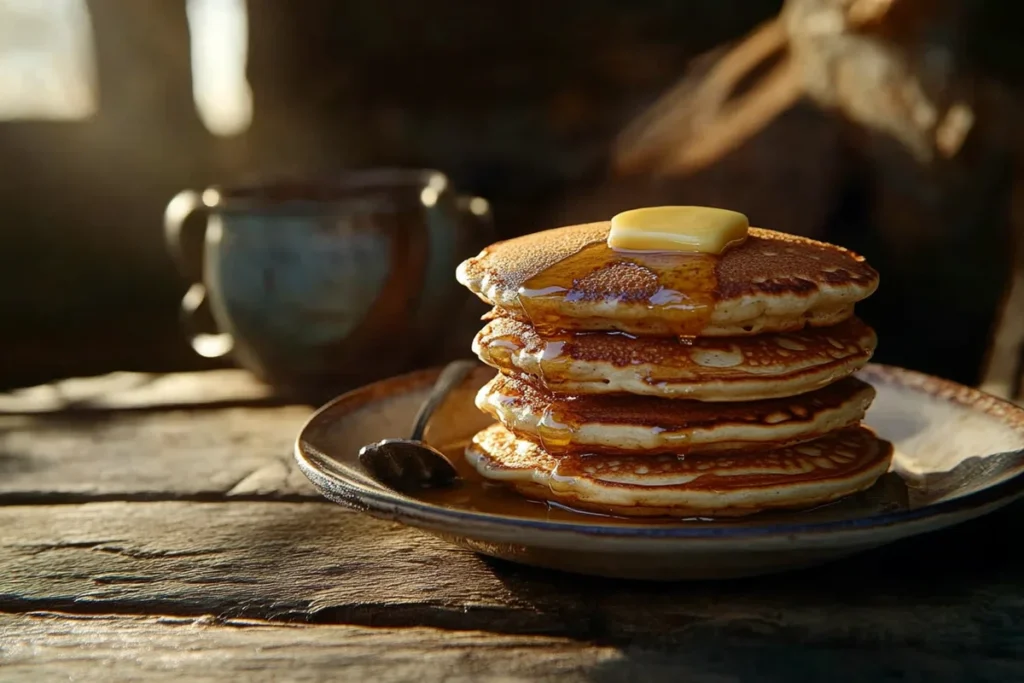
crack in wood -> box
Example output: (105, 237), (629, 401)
(91, 545), (223, 559)
(92, 575), (160, 585)
(14, 540), (128, 554)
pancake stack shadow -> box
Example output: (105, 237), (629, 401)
(456, 220), (892, 518)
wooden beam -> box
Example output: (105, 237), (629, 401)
(2, 501), (1023, 652)
(3, 611), (1021, 682)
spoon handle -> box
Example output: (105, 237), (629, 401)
(409, 359), (479, 441)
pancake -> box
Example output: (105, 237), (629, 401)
(474, 316), (876, 400)
(466, 423), (893, 517)
(476, 372), (876, 455)
(456, 223), (878, 337)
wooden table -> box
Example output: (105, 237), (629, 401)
(2, 370), (1023, 681)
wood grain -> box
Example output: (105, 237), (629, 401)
(0, 407), (318, 502)
(3, 613), (613, 683)
(0, 370), (276, 414)
(3, 371), (1023, 675)
(2, 612), (1021, 683)
(0, 370), (322, 502)
(3, 501), (1023, 653)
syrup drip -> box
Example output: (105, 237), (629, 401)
(415, 442), (634, 523)
(512, 240), (720, 337)
(536, 407), (576, 451)
(491, 373), (583, 453)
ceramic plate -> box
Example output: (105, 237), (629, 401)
(295, 363), (1024, 580)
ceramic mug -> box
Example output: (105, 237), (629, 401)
(164, 170), (494, 397)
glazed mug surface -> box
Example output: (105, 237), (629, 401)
(164, 169), (493, 397)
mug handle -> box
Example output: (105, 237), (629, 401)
(163, 190), (234, 359)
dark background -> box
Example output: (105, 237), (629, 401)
(1, 0), (1021, 391)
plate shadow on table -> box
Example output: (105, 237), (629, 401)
(579, 640), (1020, 683)
(476, 496), (1024, 643)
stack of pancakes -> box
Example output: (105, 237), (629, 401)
(455, 219), (890, 517)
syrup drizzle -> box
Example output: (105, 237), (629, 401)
(490, 374), (582, 453)
(512, 240), (721, 337)
(497, 238), (722, 453)
(485, 239), (721, 455)
(416, 441), (631, 522)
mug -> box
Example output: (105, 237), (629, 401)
(164, 169), (494, 398)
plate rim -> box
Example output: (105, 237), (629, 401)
(294, 362), (1024, 543)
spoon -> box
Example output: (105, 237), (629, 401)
(357, 359), (477, 494)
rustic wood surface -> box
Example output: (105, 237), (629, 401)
(1, 370), (1023, 680)
(0, 370), (279, 414)
(3, 500), (1024, 651)
(0, 405), (316, 503)
(3, 613), (1020, 683)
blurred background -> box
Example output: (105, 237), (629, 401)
(1, 0), (1023, 399)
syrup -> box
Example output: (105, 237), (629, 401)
(512, 240), (720, 337)
(536, 406), (577, 452)
(411, 439), (903, 525)
(415, 442), (634, 523)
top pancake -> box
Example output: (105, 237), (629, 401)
(456, 222), (878, 336)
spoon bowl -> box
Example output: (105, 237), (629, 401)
(355, 359), (478, 494)
(358, 439), (460, 493)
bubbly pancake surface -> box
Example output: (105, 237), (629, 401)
(466, 423), (893, 517)
(476, 372), (875, 455)
(474, 316), (876, 400)
(456, 223), (878, 336)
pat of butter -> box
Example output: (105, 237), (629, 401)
(608, 206), (749, 254)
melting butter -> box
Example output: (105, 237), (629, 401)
(608, 206), (749, 254)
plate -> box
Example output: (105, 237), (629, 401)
(294, 363), (1024, 580)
